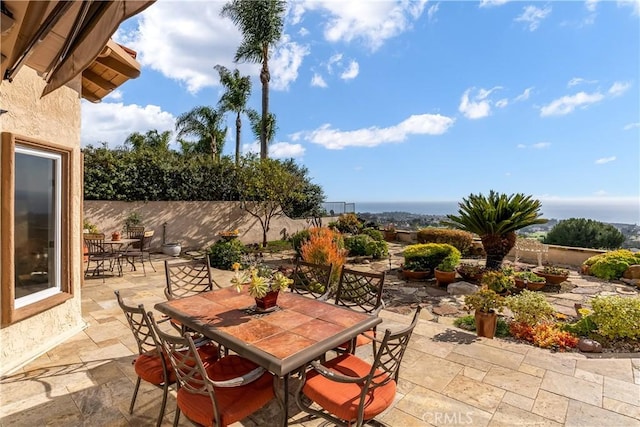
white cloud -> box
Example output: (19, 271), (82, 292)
(428, 3), (439, 22)
(514, 87), (533, 102)
(595, 156), (616, 164)
(479, 0), (510, 7)
(294, 113), (455, 150)
(517, 144), (526, 149)
(295, 0), (427, 51)
(340, 60), (359, 80)
(122, 2), (250, 94)
(311, 73), (328, 88)
(515, 5), (552, 31)
(496, 98), (509, 108)
(298, 27), (310, 37)
(623, 122), (640, 130)
(540, 91), (605, 117)
(618, 0), (640, 16)
(567, 77), (598, 87)
(81, 101), (176, 148)
(459, 87), (502, 119)
(608, 81), (631, 97)
(586, 0), (599, 12)
(104, 90), (123, 101)
(531, 142), (551, 149)
(270, 142), (305, 158)
(270, 36), (310, 90)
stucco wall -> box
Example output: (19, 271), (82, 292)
(84, 201), (316, 251)
(0, 68), (84, 375)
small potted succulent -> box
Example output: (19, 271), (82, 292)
(464, 286), (506, 339)
(231, 262), (293, 310)
(535, 265), (570, 285)
(434, 249), (461, 287)
(456, 262), (486, 282)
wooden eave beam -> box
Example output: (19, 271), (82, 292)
(94, 55), (139, 79)
(82, 68), (117, 91)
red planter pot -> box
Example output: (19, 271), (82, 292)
(255, 291), (279, 310)
(401, 269), (430, 281)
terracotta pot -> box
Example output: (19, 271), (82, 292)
(434, 269), (457, 287)
(514, 278), (526, 289)
(255, 290), (279, 310)
(401, 269), (430, 281)
(580, 265), (591, 276)
(526, 281), (546, 291)
(536, 271), (568, 285)
(383, 231), (397, 242)
(111, 231), (121, 241)
(83, 241), (89, 262)
(474, 310), (498, 339)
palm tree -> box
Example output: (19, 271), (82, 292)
(175, 106), (227, 162)
(124, 130), (172, 152)
(214, 65), (252, 165)
(441, 191), (547, 270)
(247, 109), (277, 148)
(220, 0), (286, 160)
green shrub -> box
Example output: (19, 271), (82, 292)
(334, 213), (362, 234)
(583, 249), (640, 280)
(361, 227), (384, 242)
(590, 296), (640, 340)
(416, 227), (474, 254)
(207, 239), (245, 270)
(481, 271), (515, 293)
(544, 218), (625, 250)
(514, 271), (545, 283)
(504, 290), (555, 326)
(291, 229), (311, 257)
(345, 235), (372, 256)
(402, 243), (458, 272)
(345, 235), (388, 259)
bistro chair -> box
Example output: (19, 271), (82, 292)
(84, 232), (122, 281)
(124, 225), (145, 246)
(295, 306), (421, 427)
(148, 312), (275, 427)
(289, 260), (334, 300)
(124, 230), (156, 274)
(333, 268), (386, 354)
(115, 291), (219, 426)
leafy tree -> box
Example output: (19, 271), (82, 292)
(175, 106), (227, 162)
(124, 130), (172, 152)
(280, 159), (326, 219)
(544, 218), (625, 250)
(214, 65), (252, 165)
(237, 156), (304, 247)
(442, 191), (547, 270)
(247, 109), (277, 147)
(221, 0), (286, 159)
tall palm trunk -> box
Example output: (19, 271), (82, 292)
(210, 135), (217, 162)
(235, 112), (241, 165)
(481, 231), (517, 270)
(260, 44), (270, 159)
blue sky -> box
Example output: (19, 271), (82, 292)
(81, 0), (640, 212)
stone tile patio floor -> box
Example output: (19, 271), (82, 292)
(1, 245), (639, 426)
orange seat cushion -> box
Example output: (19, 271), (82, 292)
(176, 355), (274, 427)
(303, 354), (396, 422)
(134, 342), (219, 385)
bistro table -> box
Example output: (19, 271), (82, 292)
(154, 287), (382, 426)
(103, 237), (139, 271)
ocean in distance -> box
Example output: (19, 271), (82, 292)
(352, 200), (640, 225)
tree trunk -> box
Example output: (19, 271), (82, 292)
(235, 112), (241, 165)
(210, 135), (217, 163)
(481, 232), (517, 270)
(260, 45), (270, 160)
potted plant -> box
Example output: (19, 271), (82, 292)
(513, 270), (546, 291)
(383, 224), (396, 242)
(535, 265), (570, 285)
(480, 270), (514, 295)
(464, 287), (506, 339)
(456, 262), (486, 282)
(434, 248), (461, 287)
(401, 243), (457, 281)
(231, 262), (293, 310)
(123, 211), (143, 232)
(111, 231), (121, 241)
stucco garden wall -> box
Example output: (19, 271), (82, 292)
(0, 68), (84, 375)
(84, 201), (317, 251)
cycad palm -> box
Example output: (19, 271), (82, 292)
(214, 65), (252, 165)
(220, 0), (286, 160)
(175, 106), (227, 162)
(441, 191), (547, 269)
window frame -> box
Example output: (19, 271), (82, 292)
(1, 133), (73, 326)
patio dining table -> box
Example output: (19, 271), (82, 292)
(154, 287), (382, 426)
